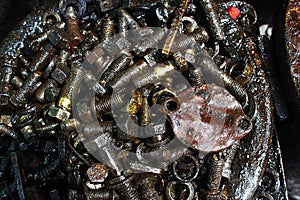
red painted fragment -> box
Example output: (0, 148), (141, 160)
(228, 6), (241, 20)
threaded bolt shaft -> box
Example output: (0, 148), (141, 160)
(96, 94), (125, 113)
(58, 67), (84, 111)
(109, 175), (141, 200)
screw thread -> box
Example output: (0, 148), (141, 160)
(175, 36), (194, 50)
(188, 27), (209, 43)
(132, 71), (154, 88)
(85, 189), (113, 200)
(189, 68), (205, 86)
(64, 67), (85, 98)
(208, 158), (224, 193)
(96, 94), (124, 113)
(40, 159), (60, 178)
(101, 17), (115, 42)
(0, 124), (19, 139)
(10, 71), (42, 106)
(101, 54), (132, 84)
(110, 176), (140, 200)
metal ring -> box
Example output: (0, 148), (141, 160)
(166, 181), (195, 200)
(43, 11), (62, 26)
(172, 154), (200, 182)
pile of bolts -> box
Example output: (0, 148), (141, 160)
(0, 0), (288, 199)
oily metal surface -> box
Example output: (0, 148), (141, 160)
(229, 38), (275, 200)
(0, 1), (58, 115)
(0, 0), (57, 58)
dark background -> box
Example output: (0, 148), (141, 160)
(0, 0), (299, 199)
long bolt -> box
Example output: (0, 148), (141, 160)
(28, 45), (56, 72)
(222, 141), (240, 179)
(200, 0), (225, 41)
(58, 67), (84, 111)
(0, 67), (13, 99)
(0, 125), (20, 140)
(101, 54), (132, 84)
(207, 154), (224, 199)
(95, 94), (125, 113)
(109, 175), (141, 200)
(65, 6), (83, 48)
(10, 71), (43, 107)
(100, 16), (115, 43)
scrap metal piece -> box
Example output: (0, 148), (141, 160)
(165, 84), (252, 152)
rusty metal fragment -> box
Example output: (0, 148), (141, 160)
(165, 84), (252, 152)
